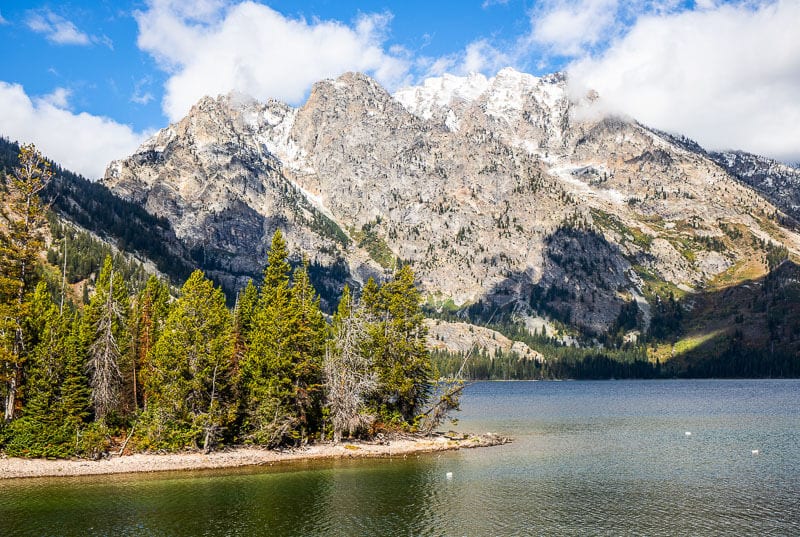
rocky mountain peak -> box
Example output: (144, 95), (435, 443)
(103, 68), (800, 339)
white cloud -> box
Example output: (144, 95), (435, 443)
(130, 91), (154, 105)
(420, 39), (512, 78)
(26, 9), (91, 45)
(39, 87), (72, 108)
(568, 1), (800, 162)
(0, 82), (148, 179)
(135, 0), (410, 121)
(130, 78), (155, 105)
(0, 10), (8, 25)
(530, 0), (619, 56)
(482, 0), (510, 8)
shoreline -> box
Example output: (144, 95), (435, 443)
(0, 433), (510, 480)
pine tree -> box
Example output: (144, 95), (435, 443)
(3, 283), (89, 457)
(241, 231), (296, 446)
(285, 260), (326, 441)
(143, 270), (233, 452)
(365, 266), (433, 427)
(82, 256), (131, 421)
(262, 229), (290, 299)
(0, 144), (52, 422)
(241, 233), (326, 446)
(130, 275), (170, 409)
(232, 279), (258, 367)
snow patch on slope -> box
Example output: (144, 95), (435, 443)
(394, 72), (490, 120)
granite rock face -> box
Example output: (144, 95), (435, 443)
(104, 69), (800, 334)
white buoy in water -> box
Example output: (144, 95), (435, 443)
(685, 431), (692, 436)
(752, 449), (759, 455)
(446, 472), (453, 480)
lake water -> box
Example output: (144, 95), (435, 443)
(2, 380), (799, 536)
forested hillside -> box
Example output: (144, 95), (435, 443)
(0, 146), (447, 458)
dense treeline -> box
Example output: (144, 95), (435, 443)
(0, 136), (195, 287)
(433, 346), (658, 381)
(0, 146), (439, 458)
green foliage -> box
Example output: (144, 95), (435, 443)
(139, 270), (234, 451)
(2, 284), (91, 457)
(765, 241), (789, 271)
(364, 266), (433, 426)
(46, 218), (150, 291)
(350, 221), (395, 269)
(241, 234), (326, 446)
(131, 275), (171, 410)
(590, 208), (653, 250)
(1, 144), (53, 422)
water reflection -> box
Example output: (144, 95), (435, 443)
(2, 380), (799, 536)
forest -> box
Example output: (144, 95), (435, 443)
(0, 145), (444, 459)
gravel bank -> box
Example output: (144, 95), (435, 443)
(0, 433), (510, 480)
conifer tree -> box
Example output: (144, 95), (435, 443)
(232, 279), (258, 367)
(241, 232), (326, 446)
(365, 266), (433, 426)
(143, 270), (233, 451)
(131, 275), (170, 409)
(83, 256), (131, 421)
(3, 283), (89, 457)
(286, 260), (326, 440)
(241, 231), (296, 446)
(0, 144), (52, 421)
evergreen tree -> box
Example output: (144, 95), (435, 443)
(232, 279), (258, 367)
(142, 270), (233, 452)
(3, 283), (90, 457)
(285, 260), (326, 440)
(0, 144), (52, 421)
(262, 229), (290, 298)
(241, 232), (296, 446)
(82, 256), (131, 421)
(365, 266), (433, 426)
(241, 233), (326, 446)
(130, 275), (170, 409)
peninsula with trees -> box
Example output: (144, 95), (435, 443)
(1, 145), (482, 475)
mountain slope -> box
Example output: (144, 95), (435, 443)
(103, 69), (800, 346)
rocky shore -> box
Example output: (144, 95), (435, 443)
(0, 433), (510, 480)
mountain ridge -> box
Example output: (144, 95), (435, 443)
(101, 68), (800, 355)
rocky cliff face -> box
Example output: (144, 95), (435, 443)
(103, 68), (800, 336)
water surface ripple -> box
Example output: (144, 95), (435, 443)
(2, 379), (798, 536)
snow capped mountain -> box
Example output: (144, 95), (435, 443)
(104, 68), (800, 337)
(394, 72), (491, 121)
(395, 68), (568, 137)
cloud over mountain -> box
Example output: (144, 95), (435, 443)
(135, 0), (410, 121)
(567, 1), (800, 162)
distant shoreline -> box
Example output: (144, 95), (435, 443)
(0, 433), (509, 480)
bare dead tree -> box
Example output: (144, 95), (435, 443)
(324, 306), (377, 444)
(88, 271), (124, 421)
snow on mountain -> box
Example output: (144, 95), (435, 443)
(393, 72), (490, 121)
(394, 68), (569, 134)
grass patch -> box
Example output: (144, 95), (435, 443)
(632, 265), (687, 302)
(350, 221), (395, 269)
(673, 329), (726, 355)
(591, 209), (653, 251)
(708, 259), (765, 291)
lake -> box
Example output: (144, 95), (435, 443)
(2, 379), (799, 536)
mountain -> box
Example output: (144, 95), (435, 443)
(0, 137), (196, 290)
(102, 69), (800, 363)
(652, 130), (800, 226)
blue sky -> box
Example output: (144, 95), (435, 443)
(0, 1), (798, 178)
